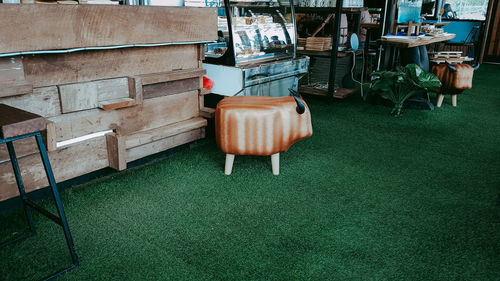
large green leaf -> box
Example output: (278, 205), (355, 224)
(404, 64), (423, 81)
(366, 65), (441, 116)
(416, 71), (442, 90)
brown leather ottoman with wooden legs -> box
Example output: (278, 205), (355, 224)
(215, 96), (312, 175)
(432, 63), (479, 107)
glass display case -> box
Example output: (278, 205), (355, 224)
(204, 0), (309, 97)
(205, 0), (296, 66)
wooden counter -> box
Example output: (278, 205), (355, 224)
(0, 5), (217, 201)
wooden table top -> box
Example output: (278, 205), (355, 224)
(378, 33), (456, 48)
(0, 104), (46, 139)
(360, 23), (380, 29)
(433, 22), (451, 26)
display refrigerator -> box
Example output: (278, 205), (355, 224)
(203, 0), (309, 97)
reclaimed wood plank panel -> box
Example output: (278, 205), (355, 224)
(138, 68), (206, 85)
(128, 77), (143, 105)
(0, 57), (24, 84)
(0, 138), (38, 163)
(46, 121), (57, 152)
(106, 133), (126, 171)
(0, 136), (108, 201)
(143, 77), (200, 100)
(58, 82), (99, 113)
(96, 77), (130, 101)
(125, 117), (206, 149)
(0, 81), (33, 98)
(49, 90), (200, 142)
(199, 107), (215, 119)
(127, 128), (203, 163)
(0, 5), (217, 54)
(58, 77), (130, 113)
(0, 86), (61, 118)
(98, 98), (136, 111)
(23, 45), (199, 88)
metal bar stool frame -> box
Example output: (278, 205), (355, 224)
(0, 131), (79, 280)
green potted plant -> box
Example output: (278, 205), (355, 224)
(365, 64), (442, 116)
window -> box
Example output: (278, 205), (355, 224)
(441, 0), (489, 20)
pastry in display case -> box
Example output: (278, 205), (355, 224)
(204, 0), (309, 97)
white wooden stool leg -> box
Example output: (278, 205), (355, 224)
(436, 94), (445, 107)
(271, 153), (279, 175)
(225, 154), (235, 175)
(451, 95), (457, 107)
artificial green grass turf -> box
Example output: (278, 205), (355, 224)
(1, 65), (499, 280)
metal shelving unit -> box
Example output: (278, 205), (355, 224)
(295, 2), (364, 99)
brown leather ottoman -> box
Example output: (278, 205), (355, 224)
(432, 63), (478, 107)
(215, 96), (313, 175)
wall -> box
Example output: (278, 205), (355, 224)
(424, 20), (483, 43)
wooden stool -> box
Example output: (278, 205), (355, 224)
(0, 104), (79, 279)
(215, 96), (312, 175)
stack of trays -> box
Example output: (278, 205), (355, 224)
(305, 37), (332, 51)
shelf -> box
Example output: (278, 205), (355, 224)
(294, 7), (362, 14)
(298, 49), (362, 58)
(98, 97), (136, 111)
(295, 4), (363, 100)
(299, 85), (357, 99)
(360, 23), (380, 29)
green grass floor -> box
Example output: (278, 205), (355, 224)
(1, 65), (500, 280)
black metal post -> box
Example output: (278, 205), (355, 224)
(35, 133), (79, 266)
(327, 0), (343, 100)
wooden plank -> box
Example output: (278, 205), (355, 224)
(106, 133), (126, 171)
(378, 33), (456, 48)
(487, 2), (500, 56)
(46, 120), (57, 152)
(23, 45), (199, 88)
(58, 77), (130, 113)
(127, 128), (203, 163)
(96, 77), (130, 101)
(199, 88), (211, 95)
(480, 0), (496, 62)
(0, 81), (33, 98)
(199, 93), (204, 111)
(143, 78), (200, 100)
(49, 90), (200, 142)
(99, 98), (136, 111)
(0, 138), (39, 163)
(137, 68), (206, 85)
(198, 44), (205, 61)
(0, 5), (218, 54)
(128, 76), (143, 105)
(58, 82), (99, 113)
(0, 57), (24, 84)
(0, 86), (61, 118)
(199, 107), (215, 119)
(0, 136), (108, 201)
(125, 117), (207, 149)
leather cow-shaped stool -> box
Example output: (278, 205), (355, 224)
(432, 63), (479, 107)
(215, 96), (313, 175)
